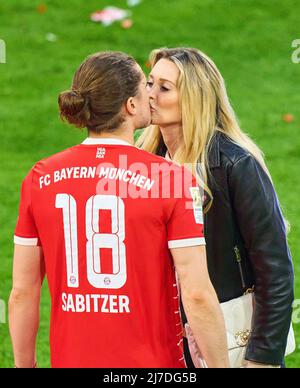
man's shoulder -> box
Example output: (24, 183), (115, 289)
(32, 145), (81, 173)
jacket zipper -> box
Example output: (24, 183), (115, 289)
(234, 246), (246, 289)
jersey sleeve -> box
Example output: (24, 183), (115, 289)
(14, 168), (41, 246)
(167, 167), (205, 249)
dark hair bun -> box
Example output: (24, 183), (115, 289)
(58, 89), (90, 128)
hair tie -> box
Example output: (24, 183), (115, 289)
(71, 89), (81, 98)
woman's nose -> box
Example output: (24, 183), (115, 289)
(147, 87), (155, 99)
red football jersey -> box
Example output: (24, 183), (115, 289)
(14, 138), (205, 368)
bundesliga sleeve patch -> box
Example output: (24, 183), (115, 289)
(189, 187), (203, 224)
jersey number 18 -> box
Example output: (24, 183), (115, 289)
(56, 194), (127, 289)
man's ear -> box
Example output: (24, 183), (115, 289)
(125, 96), (137, 115)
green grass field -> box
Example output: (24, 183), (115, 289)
(0, 0), (300, 368)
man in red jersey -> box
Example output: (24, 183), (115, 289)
(9, 52), (229, 368)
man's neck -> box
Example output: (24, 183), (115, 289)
(88, 127), (134, 145)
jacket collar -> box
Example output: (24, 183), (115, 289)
(208, 132), (221, 168)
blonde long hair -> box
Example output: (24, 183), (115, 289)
(137, 48), (272, 213)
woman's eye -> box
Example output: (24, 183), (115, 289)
(146, 82), (169, 91)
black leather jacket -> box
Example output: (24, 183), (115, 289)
(158, 132), (294, 365)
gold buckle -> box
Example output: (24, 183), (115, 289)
(244, 286), (254, 295)
(235, 330), (251, 347)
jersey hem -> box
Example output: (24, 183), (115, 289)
(168, 237), (206, 249)
(14, 235), (39, 246)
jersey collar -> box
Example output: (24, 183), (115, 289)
(82, 137), (133, 146)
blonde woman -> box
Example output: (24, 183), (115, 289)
(137, 48), (294, 368)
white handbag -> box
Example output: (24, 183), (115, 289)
(185, 292), (296, 368)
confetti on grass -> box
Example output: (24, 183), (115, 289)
(127, 0), (142, 6)
(37, 4), (47, 14)
(90, 7), (131, 26)
(46, 33), (57, 42)
(283, 114), (294, 123)
(121, 19), (133, 29)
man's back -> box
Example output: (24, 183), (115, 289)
(14, 138), (204, 367)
